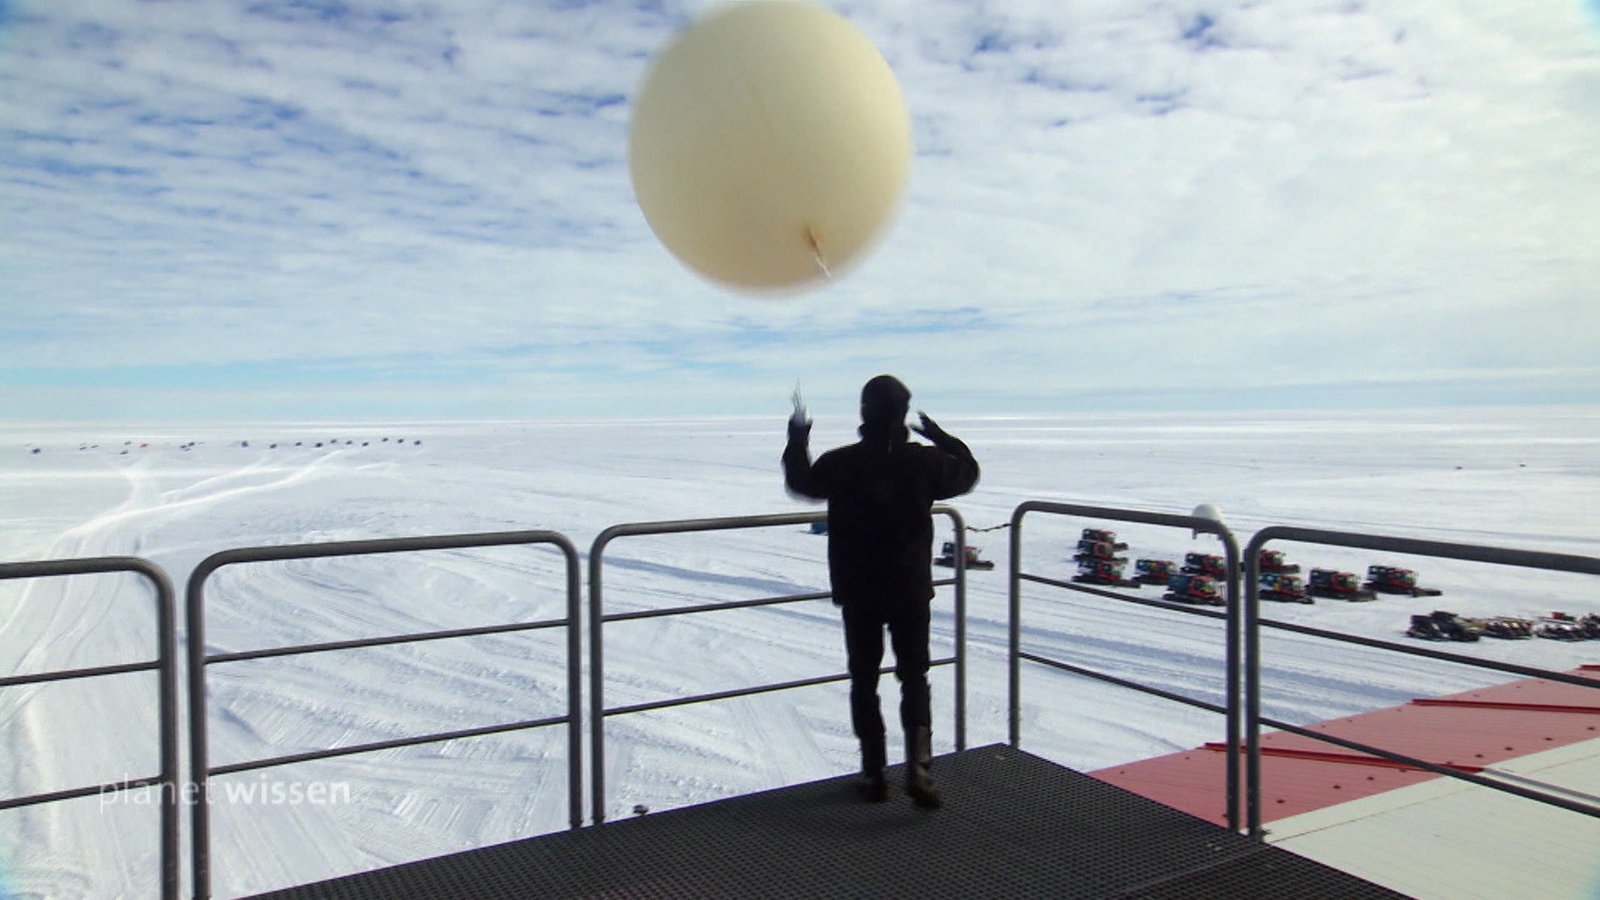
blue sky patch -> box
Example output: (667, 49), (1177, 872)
(0, 0), (1594, 420)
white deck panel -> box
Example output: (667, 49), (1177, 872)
(1268, 738), (1600, 900)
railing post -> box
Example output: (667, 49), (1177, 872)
(186, 531), (581, 898)
(154, 561), (181, 900)
(0, 557), (180, 900)
(1006, 501), (1242, 833)
(589, 527), (611, 827)
(187, 555), (218, 900)
(1220, 527), (1243, 836)
(945, 507), (968, 753)
(1243, 525), (1600, 839)
(564, 539), (584, 833)
(588, 509), (966, 825)
(1007, 505), (1025, 749)
(1242, 537), (1262, 839)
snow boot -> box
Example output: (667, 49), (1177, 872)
(857, 737), (889, 803)
(905, 726), (942, 810)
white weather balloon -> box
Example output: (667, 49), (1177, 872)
(628, 1), (912, 294)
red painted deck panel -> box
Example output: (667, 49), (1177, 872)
(1089, 665), (1600, 827)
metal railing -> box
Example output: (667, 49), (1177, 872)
(1007, 501), (1244, 832)
(185, 531), (581, 899)
(0, 556), (180, 899)
(587, 507), (968, 825)
(1244, 526), (1600, 837)
(9, 507), (1599, 895)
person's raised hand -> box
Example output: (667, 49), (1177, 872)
(911, 411), (946, 442)
(788, 410), (812, 443)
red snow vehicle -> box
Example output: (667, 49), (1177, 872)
(1072, 558), (1139, 588)
(1258, 572), (1311, 604)
(1134, 558), (1176, 585)
(1164, 573), (1223, 606)
(1074, 539), (1125, 562)
(1364, 565), (1443, 597)
(1257, 549), (1300, 574)
(1181, 552), (1226, 579)
(1308, 568), (1378, 601)
(1081, 528), (1129, 550)
(935, 542), (995, 570)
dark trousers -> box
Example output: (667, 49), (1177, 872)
(841, 600), (931, 761)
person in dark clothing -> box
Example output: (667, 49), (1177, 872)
(783, 375), (980, 809)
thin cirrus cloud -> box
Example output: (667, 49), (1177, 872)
(1, 0), (1596, 421)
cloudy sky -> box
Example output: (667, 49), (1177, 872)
(3, 0), (1597, 421)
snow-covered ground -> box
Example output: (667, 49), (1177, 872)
(2, 407), (1598, 898)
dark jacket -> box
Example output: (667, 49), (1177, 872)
(784, 421), (979, 610)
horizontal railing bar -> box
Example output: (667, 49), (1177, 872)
(1247, 526), (1600, 836)
(1411, 698), (1600, 714)
(192, 530), (575, 570)
(0, 556), (164, 580)
(1258, 713), (1600, 820)
(592, 511), (826, 543)
(602, 656), (959, 719)
(1251, 525), (1600, 576)
(0, 658), (158, 688)
(603, 673), (851, 718)
(0, 773), (167, 811)
(1480, 769), (1600, 808)
(587, 506), (967, 826)
(1012, 500), (1232, 534)
(188, 528), (583, 899)
(1018, 651), (1228, 716)
(1256, 616), (1600, 688)
(1205, 742), (1484, 773)
(1019, 571), (1228, 621)
(206, 616), (569, 665)
(0, 555), (180, 899)
(1009, 500), (1243, 832)
(601, 590), (831, 624)
(210, 714), (572, 778)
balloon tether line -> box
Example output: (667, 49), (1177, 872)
(805, 227), (832, 279)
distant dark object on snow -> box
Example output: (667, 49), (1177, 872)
(241, 441), (249, 448)
(31, 447), (41, 454)
(413, 439), (421, 446)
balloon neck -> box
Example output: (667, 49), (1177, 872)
(805, 227), (832, 278)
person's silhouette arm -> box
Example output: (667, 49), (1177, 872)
(783, 411), (826, 500)
(912, 412), (979, 498)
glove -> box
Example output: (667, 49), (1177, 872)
(788, 410), (812, 444)
(787, 382), (811, 443)
(911, 411), (948, 444)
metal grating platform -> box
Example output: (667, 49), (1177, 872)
(252, 745), (1409, 899)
